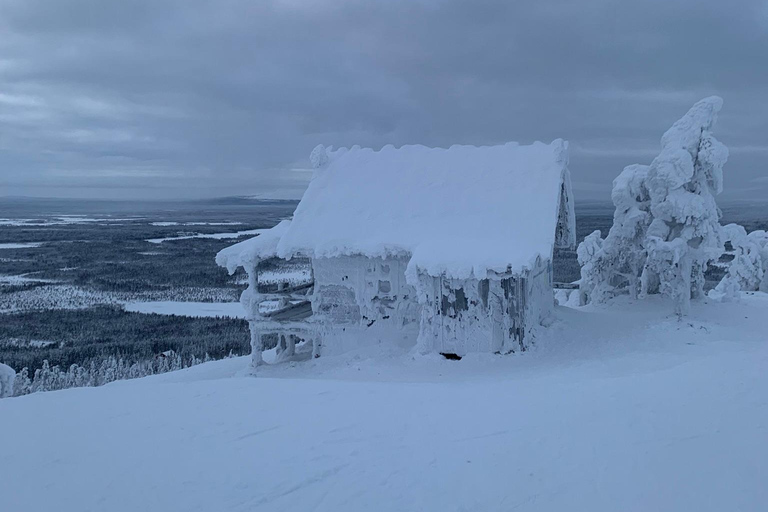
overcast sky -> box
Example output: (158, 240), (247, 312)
(1, 0), (767, 201)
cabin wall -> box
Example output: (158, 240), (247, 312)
(416, 257), (555, 355)
(520, 256), (555, 349)
(416, 276), (502, 355)
(312, 255), (420, 355)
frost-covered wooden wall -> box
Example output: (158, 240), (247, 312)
(415, 256), (553, 356)
(312, 255), (421, 356)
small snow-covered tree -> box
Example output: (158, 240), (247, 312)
(13, 367), (31, 397)
(752, 231), (768, 292)
(577, 230), (605, 305)
(32, 360), (53, 393)
(0, 362), (16, 398)
(710, 226), (768, 300)
(578, 164), (652, 305)
(642, 97), (728, 316)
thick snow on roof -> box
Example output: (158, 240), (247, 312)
(216, 220), (291, 274)
(277, 140), (572, 279)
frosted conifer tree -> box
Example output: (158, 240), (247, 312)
(710, 226), (768, 300)
(578, 164), (652, 304)
(0, 362), (15, 398)
(13, 367), (31, 397)
(754, 231), (768, 292)
(642, 97), (728, 316)
(577, 230), (605, 305)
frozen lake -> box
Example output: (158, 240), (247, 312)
(0, 242), (44, 249)
(123, 301), (246, 319)
(146, 228), (268, 244)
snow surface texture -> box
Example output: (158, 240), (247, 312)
(277, 140), (575, 280)
(2, 294), (768, 511)
(0, 362), (14, 398)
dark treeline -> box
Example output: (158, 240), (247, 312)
(11, 351), (240, 397)
(1, 235), (249, 291)
(0, 307), (250, 372)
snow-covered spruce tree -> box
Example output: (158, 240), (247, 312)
(754, 231), (768, 292)
(709, 226), (768, 300)
(642, 96), (729, 316)
(578, 164), (652, 304)
(0, 362), (16, 398)
(577, 230), (605, 305)
(13, 367), (31, 397)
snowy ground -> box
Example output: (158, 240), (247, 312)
(124, 301), (247, 319)
(2, 293), (768, 512)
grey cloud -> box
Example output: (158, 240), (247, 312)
(1, 0), (766, 200)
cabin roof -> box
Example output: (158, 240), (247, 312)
(277, 140), (575, 279)
(216, 219), (291, 274)
(217, 140), (576, 280)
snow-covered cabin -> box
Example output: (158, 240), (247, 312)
(217, 140), (576, 365)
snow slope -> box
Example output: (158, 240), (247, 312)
(1, 294), (768, 512)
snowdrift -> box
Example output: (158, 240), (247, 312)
(2, 293), (768, 512)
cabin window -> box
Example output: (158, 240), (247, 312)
(380, 263), (390, 274)
(378, 280), (391, 294)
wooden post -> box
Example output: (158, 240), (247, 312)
(250, 322), (264, 368)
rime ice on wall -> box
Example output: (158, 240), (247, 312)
(415, 256), (553, 355)
(312, 255), (420, 356)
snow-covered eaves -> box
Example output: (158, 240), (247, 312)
(277, 140), (573, 280)
(215, 220), (292, 274)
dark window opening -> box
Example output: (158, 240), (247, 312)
(378, 280), (391, 294)
(440, 286), (468, 317)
